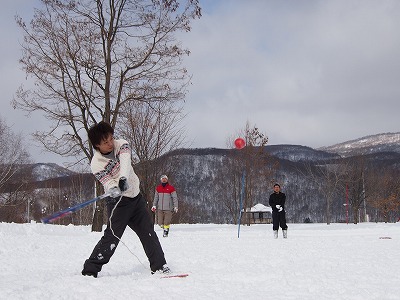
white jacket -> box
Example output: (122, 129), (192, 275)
(91, 139), (140, 198)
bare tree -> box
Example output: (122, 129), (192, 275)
(216, 122), (272, 224)
(342, 156), (372, 224)
(240, 123), (270, 211)
(0, 117), (32, 193)
(214, 154), (244, 224)
(368, 168), (400, 223)
(118, 100), (186, 211)
(14, 0), (201, 231)
(0, 117), (33, 222)
(302, 160), (347, 225)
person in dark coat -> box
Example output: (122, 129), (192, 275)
(269, 183), (288, 238)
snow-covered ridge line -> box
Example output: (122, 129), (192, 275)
(318, 132), (400, 157)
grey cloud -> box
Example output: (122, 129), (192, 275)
(1, 0), (399, 162)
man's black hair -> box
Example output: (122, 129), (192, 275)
(88, 121), (114, 150)
(273, 183), (280, 188)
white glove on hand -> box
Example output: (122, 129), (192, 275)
(276, 205), (281, 209)
(174, 207), (178, 213)
(151, 206), (156, 212)
(108, 186), (121, 198)
(279, 206), (283, 212)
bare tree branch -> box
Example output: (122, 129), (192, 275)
(13, 0), (201, 230)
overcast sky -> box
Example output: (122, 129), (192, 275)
(1, 0), (400, 164)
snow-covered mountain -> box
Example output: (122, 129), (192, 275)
(4, 132), (399, 224)
(28, 163), (77, 181)
(21, 132), (400, 181)
(318, 132), (400, 157)
(265, 144), (339, 162)
(3, 163), (90, 193)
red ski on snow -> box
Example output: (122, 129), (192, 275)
(161, 273), (189, 279)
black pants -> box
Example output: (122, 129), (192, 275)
(272, 210), (288, 231)
(82, 194), (166, 274)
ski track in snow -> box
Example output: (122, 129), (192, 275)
(0, 222), (399, 300)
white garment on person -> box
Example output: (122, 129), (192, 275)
(91, 138), (140, 198)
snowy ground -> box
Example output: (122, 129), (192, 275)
(1, 222), (399, 300)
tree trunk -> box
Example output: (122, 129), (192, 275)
(326, 196), (331, 225)
(91, 182), (105, 232)
(353, 207), (359, 224)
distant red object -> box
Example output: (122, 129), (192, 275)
(234, 138), (246, 149)
(161, 273), (189, 278)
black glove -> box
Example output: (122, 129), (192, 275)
(118, 177), (129, 192)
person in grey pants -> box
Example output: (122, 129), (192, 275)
(152, 175), (178, 237)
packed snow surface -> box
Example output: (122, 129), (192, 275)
(1, 222), (399, 300)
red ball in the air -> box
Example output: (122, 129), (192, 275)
(234, 138), (246, 149)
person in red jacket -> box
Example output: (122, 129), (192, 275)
(152, 175), (178, 237)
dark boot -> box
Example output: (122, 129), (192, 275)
(163, 228), (169, 237)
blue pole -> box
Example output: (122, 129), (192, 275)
(41, 192), (110, 224)
(237, 170), (246, 238)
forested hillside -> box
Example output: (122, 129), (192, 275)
(1, 133), (399, 224)
(160, 143), (400, 224)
